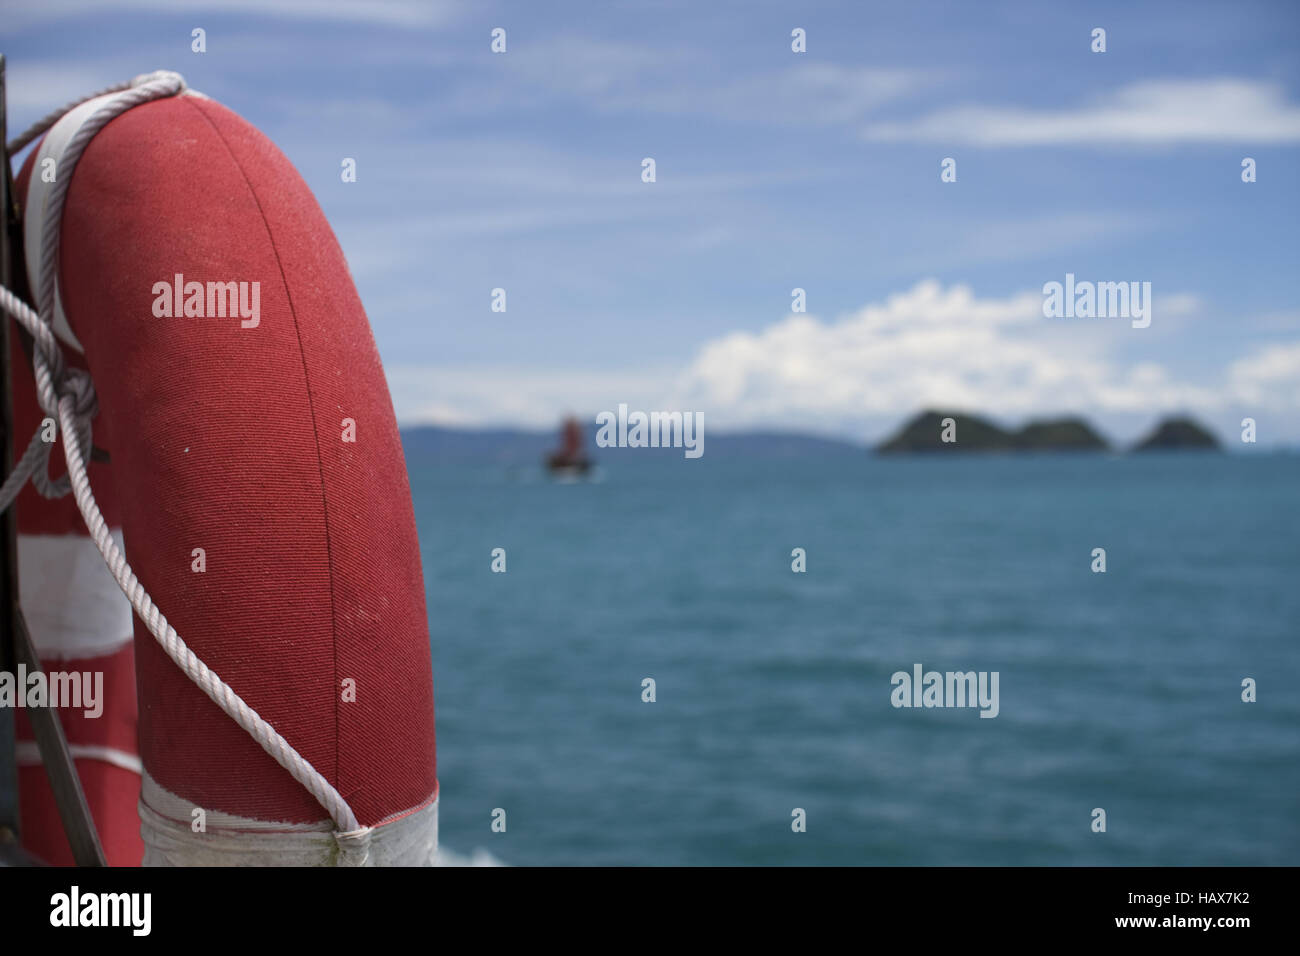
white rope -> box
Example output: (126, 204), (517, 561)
(0, 71), (367, 847)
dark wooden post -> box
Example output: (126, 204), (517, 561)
(0, 51), (24, 860)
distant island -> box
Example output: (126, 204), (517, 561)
(876, 410), (1219, 454)
(1132, 416), (1220, 451)
(398, 410), (1225, 463)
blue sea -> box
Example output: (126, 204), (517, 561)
(408, 450), (1300, 866)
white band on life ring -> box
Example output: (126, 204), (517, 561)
(18, 530), (134, 659)
(15, 740), (143, 775)
(139, 771), (439, 867)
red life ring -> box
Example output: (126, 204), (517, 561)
(11, 78), (437, 865)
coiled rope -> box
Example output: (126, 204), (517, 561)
(0, 71), (368, 852)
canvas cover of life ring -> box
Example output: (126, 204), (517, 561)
(11, 82), (437, 865)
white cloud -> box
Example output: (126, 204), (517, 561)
(3, 0), (453, 30)
(3, 57), (168, 115)
(1228, 342), (1300, 408)
(445, 35), (925, 126)
(864, 78), (1300, 145)
(668, 281), (1296, 432)
(661, 63), (924, 126)
(383, 282), (1300, 445)
(385, 364), (679, 429)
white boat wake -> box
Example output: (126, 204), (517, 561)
(436, 846), (508, 867)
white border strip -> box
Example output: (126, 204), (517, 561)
(139, 772), (438, 866)
(15, 739), (143, 775)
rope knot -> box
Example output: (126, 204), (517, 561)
(334, 826), (374, 867)
(56, 366), (99, 419)
(131, 70), (187, 94)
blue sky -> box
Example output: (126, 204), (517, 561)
(4, 0), (1299, 444)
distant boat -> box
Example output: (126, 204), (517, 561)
(545, 415), (592, 477)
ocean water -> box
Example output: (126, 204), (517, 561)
(408, 450), (1300, 866)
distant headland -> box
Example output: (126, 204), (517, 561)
(876, 410), (1219, 454)
(399, 410), (1227, 462)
